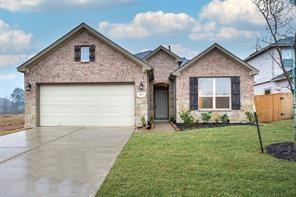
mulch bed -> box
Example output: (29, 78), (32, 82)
(176, 123), (253, 131)
(266, 142), (296, 161)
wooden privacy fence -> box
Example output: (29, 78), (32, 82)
(254, 93), (293, 122)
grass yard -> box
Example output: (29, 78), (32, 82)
(0, 115), (24, 136)
(98, 120), (296, 196)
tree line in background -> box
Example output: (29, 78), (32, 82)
(0, 88), (24, 115)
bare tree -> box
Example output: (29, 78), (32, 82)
(253, 0), (296, 139)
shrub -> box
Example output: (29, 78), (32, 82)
(169, 116), (176, 123)
(179, 110), (195, 126)
(150, 116), (154, 123)
(245, 112), (255, 124)
(212, 112), (220, 123)
(141, 116), (146, 127)
(201, 112), (212, 123)
(220, 113), (230, 124)
(195, 118), (199, 124)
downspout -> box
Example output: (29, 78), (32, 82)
(272, 49), (275, 79)
(169, 73), (177, 122)
(170, 75), (177, 122)
(174, 77), (177, 121)
(174, 60), (183, 122)
(148, 69), (154, 122)
(147, 71), (150, 122)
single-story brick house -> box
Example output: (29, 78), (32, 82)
(18, 23), (259, 128)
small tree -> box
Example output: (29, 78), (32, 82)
(10, 88), (24, 114)
(253, 0), (296, 139)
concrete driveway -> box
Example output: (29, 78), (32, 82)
(0, 126), (134, 197)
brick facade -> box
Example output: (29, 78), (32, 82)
(176, 48), (254, 123)
(24, 30), (148, 128)
(21, 25), (255, 128)
(146, 50), (179, 119)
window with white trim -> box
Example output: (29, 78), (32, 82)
(281, 48), (294, 69)
(81, 46), (90, 62)
(198, 78), (231, 110)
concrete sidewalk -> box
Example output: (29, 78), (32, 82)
(136, 122), (175, 132)
(152, 122), (175, 132)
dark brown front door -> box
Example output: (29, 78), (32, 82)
(154, 87), (169, 120)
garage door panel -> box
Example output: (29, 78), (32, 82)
(42, 95), (133, 102)
(42, 111), (134, 118)
(41, 118), (134, 126)
(40, 84), (135, 126)
(41, 103), (133, 110)
(41, 104), (134, 111)
(44, 97), (134, 103)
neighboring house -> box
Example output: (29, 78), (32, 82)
(245, 37), (295, 95)
(18, 23), (258, 128)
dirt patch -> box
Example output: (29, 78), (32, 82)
(0, 115), (24, 133)
(266, 142), (296, 161)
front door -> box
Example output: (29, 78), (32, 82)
(154, 87), (168, 120)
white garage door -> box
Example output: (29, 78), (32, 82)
(39, 84), (134, 126)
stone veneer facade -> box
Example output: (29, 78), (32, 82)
(24, 30), (149, 128)
(176, 48), (254, 123)
(146, 50), (179, 120)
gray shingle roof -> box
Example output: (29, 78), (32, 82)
(180, 57), (190, 66)
(277, 36), (295, 45)
(134, 49), (190, 65)
(134, 50), (153, 60)
(272, 68), (294, 81)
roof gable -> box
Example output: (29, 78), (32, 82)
(143, 45), (181, 62)
(18, 23), (151, 73)
(245, 36), (295, 61)
(172, 43), (259, 76)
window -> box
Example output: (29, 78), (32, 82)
(198, 78), (231, 110)
(81, 46), (90, 62)
(264, 89), (271, 95)
(281, 49), (294, 68)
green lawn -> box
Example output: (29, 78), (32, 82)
(98, 120), (296, 196)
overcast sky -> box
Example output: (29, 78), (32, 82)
(0, 0), (268, 98)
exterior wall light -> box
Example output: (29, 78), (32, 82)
(26, 83), (32, 92)
(139, 82), (144, 91)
